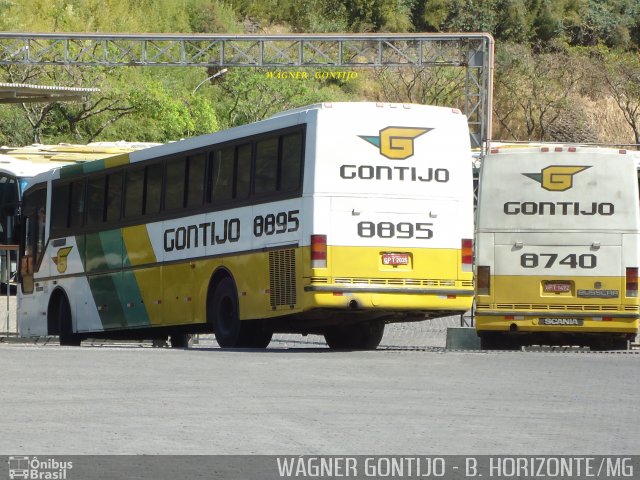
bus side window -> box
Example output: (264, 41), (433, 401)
(106, 172), (123, 222)
(51, 183), (70, 235)
(124, 167), (145, 219)
(69, 180), (86, 229)
(144, 163), (163, 215)
(186, 154), (206, 208)
(164, 158), (186, 211)
(36, 207), (46, 266)
(20, 186), (46, 294)
(20, 216), (34, 294)
(235, 143), (252, 200)
(86, 176), (106, 225)
(0, 174), (18, 244)
(280, 132), (303, 192)
(210, 149), (234, 205)
(255, 137), (278, 195)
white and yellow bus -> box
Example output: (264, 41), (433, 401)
(18, 102), (474, 349)
(475, 144), (640, 350)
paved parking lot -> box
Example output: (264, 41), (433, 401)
(0, 321), (638, 456)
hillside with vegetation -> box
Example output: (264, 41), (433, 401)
(0, 0), (639, 146)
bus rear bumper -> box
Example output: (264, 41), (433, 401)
(303, 286), (474, 312)
(475, 312), (639, 334)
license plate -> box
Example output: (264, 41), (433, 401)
(539, 318), (584, 326)
(543, 281), (571, 293)
(382, 253), (409, 266)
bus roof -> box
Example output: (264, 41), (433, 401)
(0, 141), (160, 163)
(25, 102), (469, 189)
(486, 143), (640, 168)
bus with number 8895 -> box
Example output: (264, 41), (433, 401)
(17, 102), (474, 349)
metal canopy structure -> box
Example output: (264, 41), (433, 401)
(0, 82), (99, 104)
(0, 32), (494, 148)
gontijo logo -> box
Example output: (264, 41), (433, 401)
(52, 246), (73, 274)
(523, 165), (591, 192)
(359, 126), (432, 160)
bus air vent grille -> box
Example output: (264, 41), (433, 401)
(496, 304), (629, 312)
(269, 249), (297, 308)
(332, 278), (466, 288)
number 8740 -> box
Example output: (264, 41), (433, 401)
(520, 253), (596, 269)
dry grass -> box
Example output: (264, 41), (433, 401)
(581, 96), (636, 145)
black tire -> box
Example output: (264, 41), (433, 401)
(238, 322), (273, 349)
(170, 334), (194, 349)
(210, 277), (273, 349)
(591, 336), (628, 351)
(211, 277), (242, 348)
(610, 337), (629, 351)
(479, 332), (503, 350)
(324, 320), (385, 350)
(56, 294), (80, 347)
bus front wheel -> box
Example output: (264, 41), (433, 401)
(323, 320), (385, 350)
(52, 293), (80, 347)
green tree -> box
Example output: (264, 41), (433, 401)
(209, 69), (348, 128)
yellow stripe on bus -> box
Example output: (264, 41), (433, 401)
(122, 225), (157, 266)
(103, 152), (131, 169)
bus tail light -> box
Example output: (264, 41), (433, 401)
(477, 266), (490, 295)
(626, 267), (638, 297)
(311, 235), (327, 269)
(461, 238), (473, 272)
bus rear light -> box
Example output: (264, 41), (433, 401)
(541, 147), (549, 152)
(626, 267), (638, 297)
(554, 147), (563, 152)
(568, 146), (576, 152)
(477, 265), (490, 295)
(311, 235), (327, 269)
(461, 238), (473, 272)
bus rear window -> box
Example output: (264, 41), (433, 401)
(281, 132), (303, 191)
(255, 138), (278, 195)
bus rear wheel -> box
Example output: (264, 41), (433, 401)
(323, 320), (385, 350)
(211, 277), (272, 348)
(478, 332), (509, 350)
(589, 336), (629, 351)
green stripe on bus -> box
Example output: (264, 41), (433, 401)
(83, 159), (106, 173)
(88, 273), (128, 329)
(111, 270), (150, 328)
(81, 229), (151, 329)
(60, 164), (85, 178)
